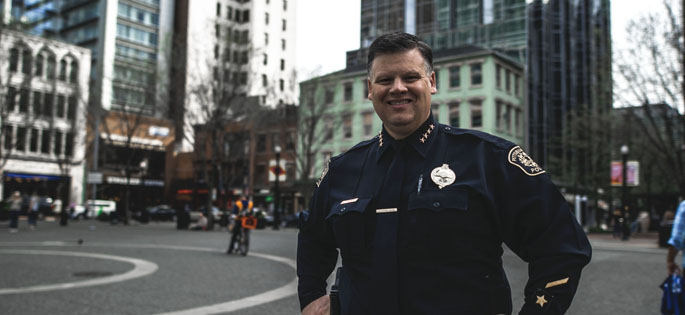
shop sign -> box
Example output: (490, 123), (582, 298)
(87, 172), (103, 184)
(149, 126), (170, 137)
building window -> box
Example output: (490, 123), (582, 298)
(216, 2), (221, 16)
(9, 48), (19, 72)
(495, 64), (501, 89)
(69, 61), (79, 83)
(504, 104), (511, 133)
(431, 104), (440, 123)
(43, 93), (54, 117)
(496, 101), (503, 131)
(29, 129), (39, 152)
(66, 132), (74, 157)
(255, 164), (266, 186)
(470, 63), (482, 86)
(257, 134), (266, 152)
(215, 24), (220, 38)
(282, 19), (286, 31)
(41, 130), (50, 154)
(7, 87), (17, 111)
(515, 74), (521, 97)
(264, 32), (269, 45)
(343, 82), (353, 102)
(19, 89), (29, 113)
(449, 102), (460, 127)
(57, 95), (66, 118)
(271, 133), (280, 151)
(262, 74), (268, 87)
(449, 66), (460, 88)
(35, 55), (44, 76)
(263, 53), (268, 65)
(54, 132), (63, 156)
(3, 126), (13, 150)
(241, 50), (248, 64)
(279, 79), (284, 91)
(265, 12), (269, 24)
(21, 50), (32, 75)
(470, 100), (482, 128)
(224, 48), (231, 62)
(32, 91), (43, 116)
(227, 6), (233, 20)
(362, 112), (373, 137)
(280, 59), (285, 70)
(214, 45), (219, 59)
(505, 69), (511, 93)
(516, 108), (523, 136)
(325, 87), (334, 104)
(281, 39), (286, 50)
(68, 96), (77, 121)
(59, 60), (67, 81)
(239, 72), (247, 85)
(343, 115), (352, 139)
(243, 10), (250, 22)
(16, 127), (26, 152)
(47, 56), (56, 79)
(283, 0), (287, 10)
(324, 117), (333, 141)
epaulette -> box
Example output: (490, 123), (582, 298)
(440, 124), (514, 150)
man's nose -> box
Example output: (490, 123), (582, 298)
(389, 77), (408, 94)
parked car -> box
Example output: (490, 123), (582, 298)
(133, 205), (176, 223)
(72, 200), (117, 220)
(191, 206), (220, 222)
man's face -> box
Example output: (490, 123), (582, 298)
(368, 48), (436, 139)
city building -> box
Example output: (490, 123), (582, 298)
(527, 0), (612, 186)
(347, 0), (528, 67)
(300, 45), (524, 177)
(172, 0), (297, 152)
(0, 28), (91, 205)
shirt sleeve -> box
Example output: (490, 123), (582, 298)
(297, 170), (338, 311)
(492, 145), (592, 315)
(668, 202), (685, 249)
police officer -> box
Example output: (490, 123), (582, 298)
(297, 32), (592, 315)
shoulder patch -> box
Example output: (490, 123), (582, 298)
(508, 146), (545, 176)
(316, 158), (330, 187)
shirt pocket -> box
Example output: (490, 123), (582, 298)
(407, 187), (469, 255)
(325, 197), (373, 261)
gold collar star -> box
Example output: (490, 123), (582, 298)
(378, 130), (384, 147)
(536, 295), (548, 308)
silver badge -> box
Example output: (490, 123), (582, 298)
(430, 164), (456, 189)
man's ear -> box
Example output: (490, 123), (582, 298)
(367, 78), (373, 100)
(430, 71), (437, 94)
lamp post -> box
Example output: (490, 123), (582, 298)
(273, 145), (281, 230)
(620, 144), (629, 240)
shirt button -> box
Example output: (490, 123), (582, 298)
(433, 202), (441, 208)
(340, 207), (345, 212)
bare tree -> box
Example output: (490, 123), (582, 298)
(614, 0), (685, 193)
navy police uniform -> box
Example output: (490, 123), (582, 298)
(297, 115), (592, 314)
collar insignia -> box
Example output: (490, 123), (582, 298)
(378, 130), (384, 147)
(508, 146), (545, 176)
(536, 295), (548, 307)
(419, 124), (435, 144)
(316, 158), (330, 187)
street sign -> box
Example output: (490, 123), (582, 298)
(87, 172), (103, 184)
(269, 160), (286, 182)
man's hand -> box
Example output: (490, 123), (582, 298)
(302, 295), (330, 315)
(667, 246), (682, 275)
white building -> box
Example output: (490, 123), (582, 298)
(0, 29), (91, 204)
(174, 0), (297, 151)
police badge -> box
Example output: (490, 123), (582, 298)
(430, 164), (456, 189)
(508, 146), (545, 176)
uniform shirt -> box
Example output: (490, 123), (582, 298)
(297, 115), (592, 314)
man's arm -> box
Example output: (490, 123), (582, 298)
(667, 245), (681, 275)
(302, 295), (330, 315)
(297, 174), (338, 312)
(493, 145), (591, 314)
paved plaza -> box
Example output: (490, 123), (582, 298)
(0, 219), (670, 314)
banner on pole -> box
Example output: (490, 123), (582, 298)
(610, 161), (639, 186)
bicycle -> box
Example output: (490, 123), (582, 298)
(233, 214), (257, 256)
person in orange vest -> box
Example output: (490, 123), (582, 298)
(227, 196), (253, 254)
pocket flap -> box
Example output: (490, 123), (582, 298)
(408, 187), (467, 211)
(325, 197), (372, 219)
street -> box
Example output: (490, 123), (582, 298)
(0, 220), (666, 314)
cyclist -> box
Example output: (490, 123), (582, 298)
(227, 196), (254, 254)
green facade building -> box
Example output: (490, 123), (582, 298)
(300, 46), (524, 176)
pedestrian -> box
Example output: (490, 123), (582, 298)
(297, 32), (592, 315)
(28, 192), (39, 230)
(8, 191), (22, 233)
(667, 199), (685, 275)
(190, 212), (207, 231)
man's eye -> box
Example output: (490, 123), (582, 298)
(404, 76), (420, 82)
(376, 78), (391, 84)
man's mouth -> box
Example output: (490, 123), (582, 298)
(388, 99), (412, 105)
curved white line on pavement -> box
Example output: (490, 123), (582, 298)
(0, 249), (158, 295)
(154, 252), (298, 315)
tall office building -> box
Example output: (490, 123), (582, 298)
(527, 0), (612, 185)
(348, 0), (528, 67)
(172, 0), (297, 151)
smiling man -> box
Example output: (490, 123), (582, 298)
(297, 32), (591, 315)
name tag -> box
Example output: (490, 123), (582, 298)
(376, 208), (397, 213)
(340, 198), (358, 205)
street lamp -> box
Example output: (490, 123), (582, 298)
(620, 144), (629, 240)
(273, 145), (281, 230)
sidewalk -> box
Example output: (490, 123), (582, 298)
(587, 232), (663, 250)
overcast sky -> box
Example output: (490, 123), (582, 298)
(295, 0), (663, 82)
